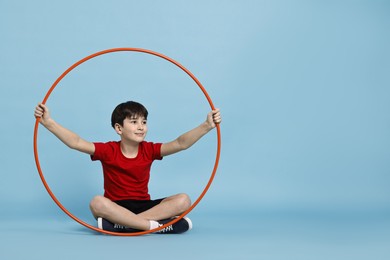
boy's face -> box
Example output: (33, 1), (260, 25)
(115, 115), (148, 143)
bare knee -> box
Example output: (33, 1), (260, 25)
(175, 193), (191, 213)
(90, 195), (111, 218)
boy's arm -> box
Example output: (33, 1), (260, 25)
(161, 109), (221, 157)
(34, 103), (95, 155)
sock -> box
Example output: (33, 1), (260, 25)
(149, 220), (159, 230)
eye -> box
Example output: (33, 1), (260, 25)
(142, 120), (147, 125)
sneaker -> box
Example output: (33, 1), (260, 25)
(97, 217), (141, 233)
(155, 217), (193, 234)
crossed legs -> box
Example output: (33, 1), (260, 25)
(89, 193), (191, 230)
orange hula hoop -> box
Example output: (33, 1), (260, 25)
(33, 47), (222, 236)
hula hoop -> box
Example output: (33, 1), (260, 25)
(33, 47), (221, 236)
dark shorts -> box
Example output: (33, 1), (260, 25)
(114, 198), (165, 214)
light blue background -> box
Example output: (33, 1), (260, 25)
(1, 0), (389, 259)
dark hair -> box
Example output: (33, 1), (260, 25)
(111, 101), (148, 128)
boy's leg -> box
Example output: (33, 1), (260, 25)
(137, 193), (191, 221)
(89, 195), (150, 230)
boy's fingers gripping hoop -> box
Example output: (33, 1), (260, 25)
(33, 47), (221, 236)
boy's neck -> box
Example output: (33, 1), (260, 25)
(120, 140), (140, 158)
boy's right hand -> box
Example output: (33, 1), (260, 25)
(34, 103), (51, 125)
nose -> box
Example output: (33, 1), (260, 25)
(137, 123), (144, 130)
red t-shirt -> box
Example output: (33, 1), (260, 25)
(91, 141), (163, 201)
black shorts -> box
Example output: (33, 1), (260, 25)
(114, 198), (165, 214)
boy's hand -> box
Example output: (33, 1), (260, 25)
(207, 108), (222, 129)
(34, 103), (51, 126)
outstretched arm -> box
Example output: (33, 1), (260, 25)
(161, 109), (221, 157)
(34, 103), (95, 155)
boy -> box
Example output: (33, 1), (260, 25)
(34, 101), (221, 234)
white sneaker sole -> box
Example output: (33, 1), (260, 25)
(183, 216), (193, 231)
(97, 217), (103, 229)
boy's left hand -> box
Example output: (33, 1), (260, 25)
(207, 109), (222, 128)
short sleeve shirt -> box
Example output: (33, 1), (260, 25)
(91, 141), (163, 201)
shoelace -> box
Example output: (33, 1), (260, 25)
(157, 224), (174, 233)
(114, 223), (126, 229)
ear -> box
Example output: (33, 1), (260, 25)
(114, 123), (122, 135)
